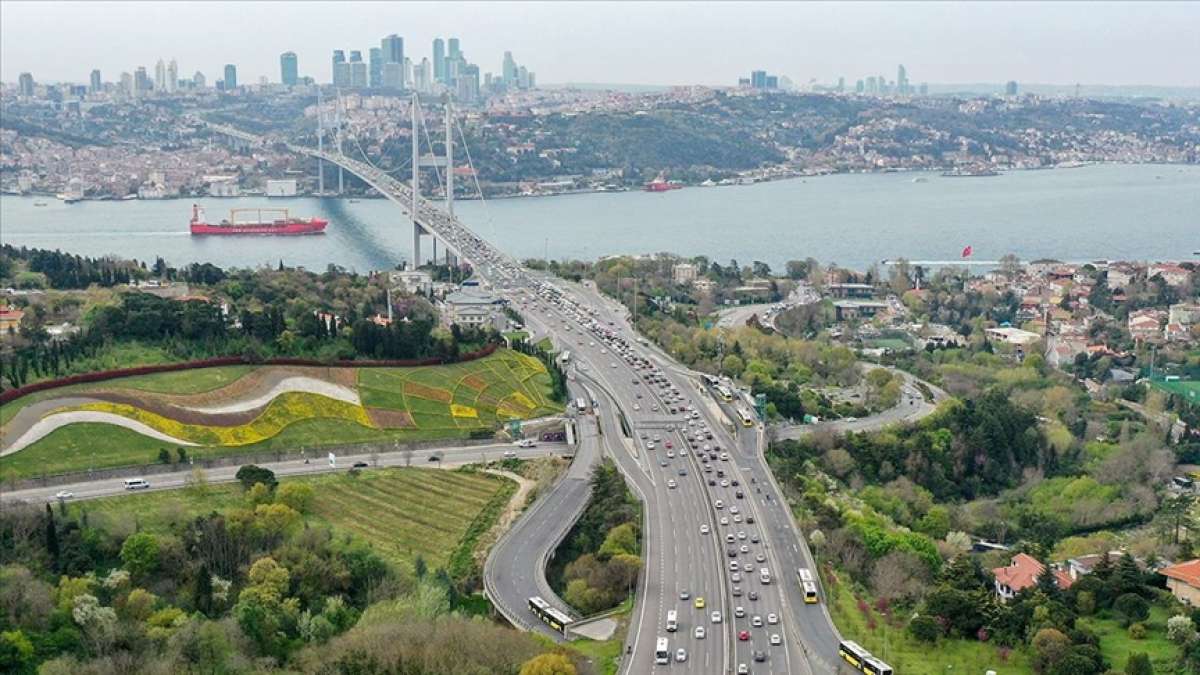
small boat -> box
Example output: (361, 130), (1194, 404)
(33, 201), (48, 207)
(348, 198), (361, 203)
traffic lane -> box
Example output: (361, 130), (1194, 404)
(5, 442), (561, 504)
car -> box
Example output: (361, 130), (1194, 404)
(730, 561), (740, 572)
(427, 454), (442, 462)
(714, 500), (724, 509)
(767, 613), (778, 625)
(755, 553), (766, 563)
(666, 450), (674, 458)
(725, 533), (736, 543)
(737, 530), (747, 540)
(694, 597), (705, 609)
(734, 606), (746, 618)
(711, 611), (722, 624)
(751, 615), (763, 627)
(679, 590), (690, 600)
(646, 441), (656, 450)
(740, 545), (750, 554)
(731, 586), (743, 597)
(753, 650), (766, 662)
(737, 664), (749, 675)
(659, 459), (669, 467)
(769, 633), (782, 646)
(727, 548), (738, 558)
(694, 626), (706, 639)
(731, 572), (742, 582)
(746, 516), (755, 524)
(750, 534), (760, 544)
(719, 516), (729, 525)
(748, 591), (759, 601)
(675, 648), (687, 662)
(732, 479), (740, 487)
(502, 449), (519, 459)
(708, 478), (717, 486)
(52, 490), (74, 500)
(515, 438), (537, 448)
(700, 524), (710, 535)
(633, 403), (641, 411)
(667, 479), (677, 489)
(736, 490), (744, 499)
(738, 630), (750, 641)
(720, 479), (730, 488)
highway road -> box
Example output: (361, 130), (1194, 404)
(0, 442), (566, 505)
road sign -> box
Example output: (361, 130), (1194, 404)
(328, 452), (336, 468)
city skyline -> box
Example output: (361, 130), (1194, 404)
(2, 1), (1198, 88)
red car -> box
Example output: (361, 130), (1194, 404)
(738, 630), (750, 641)
(665, 441), (673, 449)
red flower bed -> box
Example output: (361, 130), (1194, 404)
(0, 343), (500, 406)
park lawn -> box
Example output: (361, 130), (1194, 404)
(1151, 379), (1200, 405)
(827, 583), (1032, 674)
(1077, 603), (1179, 673)
(70, 467), (513, 574)
(503, 331), (530, 343)
(0, 418), (475, 482)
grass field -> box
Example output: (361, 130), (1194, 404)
(827, 583), (1032, 674)
(1077, 603), (1179, 673)
(2, 350), (561, 480)
(1150, 378), (1200, 405)
(74, 467), (513, 572)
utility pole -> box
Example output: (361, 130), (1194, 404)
(411, 92), (421, 269)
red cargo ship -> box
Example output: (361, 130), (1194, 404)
(643, 172), (683, 192)
(189, 205), (327, 236)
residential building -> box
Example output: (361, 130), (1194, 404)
(280, 51), (298, 86)
(0, 305), (25, 336)
(1149, 263), (1192, 288)
(1128, 309), (1165, 343)
(89, 69), (102, 93)
(18, 72), (35, 96)
(672, 263), (698, 285)
(827, 283), (876, 299)
(1161, 559), (1200, 606)
(223, 64), (237, 90)
(993, 553), (1073, 602)
(985, 326), (1041, 346)
(1169, 303), (1200, 327)
(833, 300), (889, 322)
(388, 270), (433, 296)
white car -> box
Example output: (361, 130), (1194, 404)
(700, 524), (710, 535)
(711, 611), (722, 624)
(720, 516), (730, 526)
(667, 479), (677, 489)
(734, 605), (746, 618)
(502, 450), (518, 459)
(514, 438), (537, 448)
(767, 613), (778, 625)
(714, 500), (724, 509)
(769, 633), (782, 646)
(675, 648), (687, 663)
(694, 626), (706, 639)
(52, 490), (74, 500)
(751, 615), (763, 628)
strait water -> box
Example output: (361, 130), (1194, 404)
(2, 163), (1197, 273)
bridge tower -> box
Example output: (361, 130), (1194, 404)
(316, 87), (325, 195)
(411, 92), (422, 268)
(335, 92), (344, 195)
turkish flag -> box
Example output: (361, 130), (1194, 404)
(961, 245), (973, 258)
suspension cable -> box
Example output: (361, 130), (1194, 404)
(453, 114), (500, 246)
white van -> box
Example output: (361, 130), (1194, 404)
(123, 478), (150, 490)
(666, 610), (678, 632)
(759, 568), (771, 585)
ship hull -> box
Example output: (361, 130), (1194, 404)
(190, 220), (327, 236)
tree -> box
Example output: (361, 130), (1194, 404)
(1167, 614), (1197, 645)
(235, 465), (277, 490)
(44, 504), (59, 571)
(598, 523), (638, 559)
(193, 564), (214, 617)
(158, 448), (171, 464)
(275, 483), (314, 513)
(1032, 627), (1071, 673)
(1125, 652), (1153, 675)
(120, 532), (160, 579)
(1113, 593), (1149, 626)
(908, 614), (941, 643)
(520, 652), (577, 675)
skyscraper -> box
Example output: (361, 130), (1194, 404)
(502, 51), (517, 87)
(369, 47), (383, 87)
(349, 51), (366, 88)
(192, 71), (206, 88)
(18, 72), (34, 96)
(167, 59), (178, 93)
(135, 66), (150, 94)
(414, 57), (431, 93)
(332, 50), (349, 87)
(382, 34), (403, 65)
(448, 38), (460, 61)
(155, 59), (167, 91)
(120, 72), (133, 96)
(1005, 80), (1018, 96)
(223, 64), (237, 89)
(897, 64), (908, 94)
(432, 38), (445, 83)
(383, 61), (404, 89)
(89, 69), (102, 93)
(750, 70), (767, 89)
(280, 51), (298, 86)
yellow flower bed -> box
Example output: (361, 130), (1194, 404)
(450, 404), (478, 418)
(71, 392), (376, 447)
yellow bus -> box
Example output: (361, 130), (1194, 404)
(737, 407), (755, 427)
(714, 384), (733, 402)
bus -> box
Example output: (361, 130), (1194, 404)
(666, 610), (678, 632)
(797, 567), (814, 584)
(736, 407), (755, 427)
(714, 385), (734, 402)
(700, 373), (720, 388)
(655, 637), (671, 665)
(575, 397), (588, 413)
(838, 640), (893, 675)
(528, 596), (573, 635)
(802, 581), (819, 604)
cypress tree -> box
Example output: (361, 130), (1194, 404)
(193, 563), (213, 616)
(44, 503), (60, 570)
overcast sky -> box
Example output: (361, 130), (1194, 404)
(3, 1), (1197, 87)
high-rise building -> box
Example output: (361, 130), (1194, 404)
(382, 61), (404, 89)
(280, 51), (298, 85)
(167, 59), (178, 93)
(381, 34), (403, 65)
(413, 57), (431, 93)
(155, 59), (167, 91)
(193, 71), (206, 88)
(432, 38), (445, 83)
(349, 51), (367, 88)
(89, 69), (102, 93)
(897, 64), (908, 94)
(369, 47), (383, 87)
(865, 76), (877, 94)
(855, 79), (864, 94)
(456, 63), (480, 103)
(502, 51), (518, 87)
(448, 38), (461, 60)
(1005, 80), (1018, 96)
(332, 50), (350, 87)
(750, 70), (767, 89)
(18, 72), (35, 96)
(135, 66), (150, 94)
(223, 64), (237, 89)
(120, 72), (134, 96)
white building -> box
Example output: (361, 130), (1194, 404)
(985, 326), (1041, 346)
(388, 270), (433, 296)
(439, 289), (507, 329)
(265, 179), (298, 197)
(673, 262), (698, 285)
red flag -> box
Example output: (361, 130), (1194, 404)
(961, 245), (973, 258)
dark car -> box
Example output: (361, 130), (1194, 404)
(748, 590), (759, 601)
(735, 491), (744, 499)
(753, 651), (766, 662)
(746, 516), (755, 524)
(708, 479), (717, 486)
(352, 461), (370, 469)
(727, 548), (738, 558)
